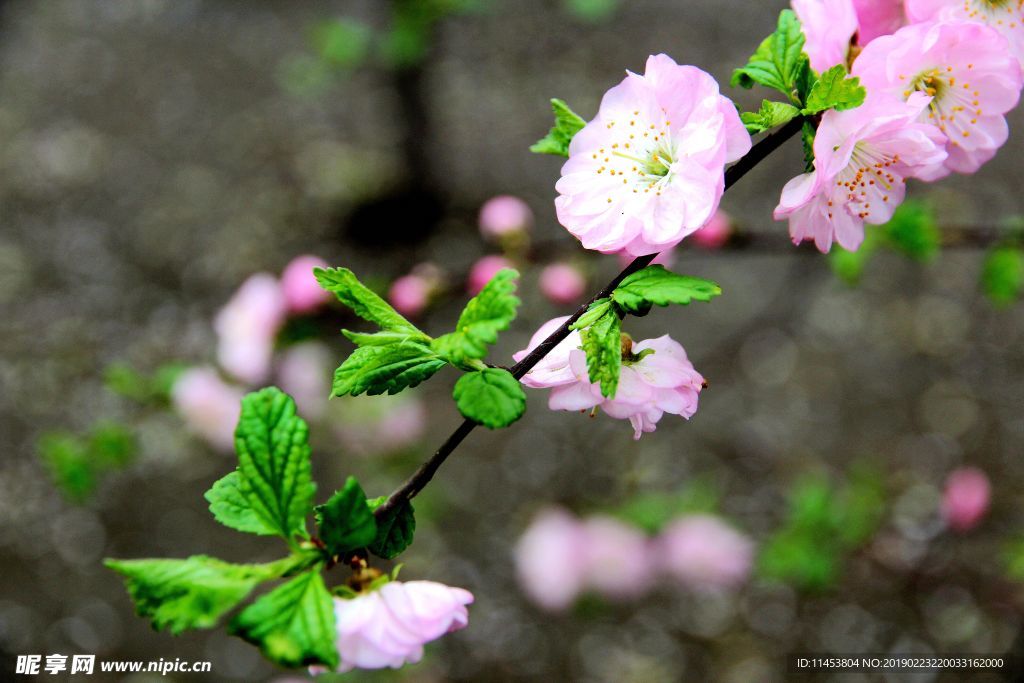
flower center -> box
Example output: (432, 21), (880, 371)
(901, 64), (984, 145)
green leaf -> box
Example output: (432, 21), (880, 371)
(741, 100), (801, 134)
(828, 229), (882, 285)
(570, 298), (613, 331)
(206, 471), (280, 536)
(802, 65), (866, 114)
(233, 388), (317, 542)
(37, 433), (94, 502)
(431, 268), (521, 367)
(367, 497), (416, 560)
(612, 265), (722, 314)
(311, 19), (372, 69)
(314, 267), (424, 336)
(530, 98), (587, 157)
(341, 330), (425, 347)
(106, 555), (292, 635)
(881, 200), (939, 262)
(579, 307), (621, 398)
(982, 244), (1024, 307)
(333, 342), (447, 396)
(230, 571), (338, 669)
(730, 9), (806, 99)
(314, 477), (377, 556)
(453, 368), (527, 429)
(801, 119), (817, 172)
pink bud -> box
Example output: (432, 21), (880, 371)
(281, 255), (331, 314)
(690, 210), (732, 249)
(479, 195), (533, 241)
(467, 255), (514, 295)
(171, 367), (244, 451)
(215, 274), (288, 384)
(388, 275), (430, 317)
(617, 246), (676, 269)
(539, 263), (586, 305)
(654, 515), (753, 591)
(942, 467), (991, 533)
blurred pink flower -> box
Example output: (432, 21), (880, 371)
(539, 262), (587, 304)
(905, 0), (1024, 65)
(792, 0), (859, 71)
(171, 367), (244, 451)
(515, 319), (705, 440)
(774, 93), (946, 252)
(275, 342), (331, 419)
(214, 273), (287, 384)
(853, 20), (1023, 177)
(515, 507), (589, 611)
(388, 264), (443, 318)
(334, 393), (427, 457)
(617, 246), (677, 269)
(479, 195), (533, 241)
(467, 255), (514, 295)
(942, 467), (991, 532)
(654, 515), (754, 591)
(579, 515), (655, 600)
(852, 0), (906, 44)
(554, 54), (750, 257)
(280, 255), (331, 314)
(315, 581), (473, 674)
(690, 210), (732, 249)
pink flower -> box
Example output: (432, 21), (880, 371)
(514, 318), (705, 439)
(690, 210), (732, 249)
(579, 515), (655, 600)
(539, 263), (587, 304)
(617, 246), (677, 269)
(467, 255), (514, 295)
(319, 580), (473, 673)
(941, 467), (991, 532)
(515, 508), (588, 611)
(853, 20), (1023, 177)
(171, 367), (244, 451)
(554, 54), (750, 257)
(792, 0), (859, 71)
(388, 263), (443, 318)
(853, 0), (906, 44)
(654, 515), (754, 591)
(774, 93), (947, 252)
(334, 393), (427, 457)
(280, 255), (331, 314)
(275, 342), (331, 419)
(905, 0), (1024, 65)
(479, 195), (533, 241)
(214, 274), (288, 384)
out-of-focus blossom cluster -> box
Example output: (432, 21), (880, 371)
(515, 507), (753, 611)
(942, 466), (991, 532)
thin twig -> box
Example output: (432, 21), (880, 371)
(372, 119), (804, 519)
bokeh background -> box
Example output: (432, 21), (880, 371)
(3, 1), (1024, 681)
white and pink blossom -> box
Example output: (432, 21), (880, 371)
(316, 580), (473, 674)
(792, 0), (860, 71)
(280, 255), (331, 314)
(853, 20), (1023, 177)
(942, 466), (991, 532)
(774, 93), (947, 252)
(853, 0), (906, 43)
(555, 54), (750, 257)
(171, 367), (244, 451)
(539, 262), (587, 304)
(214, 273), (288, 384)
(690, 210), (732, 249)
(654, 515), (754, 591)
(513, 318), (704, 439)
(905, 0), (1024, 65)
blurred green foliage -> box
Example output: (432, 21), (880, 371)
(758, 464), (885, 591)
(564, 0), (619, 22)
(981, 244), (1024, 307)
(104, 362), (184, 405)
(38, 422), (138, 503)
(611, 479), (718, 533)
(829, 200), (940, 284)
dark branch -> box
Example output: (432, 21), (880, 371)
(372, 119), (804, 519)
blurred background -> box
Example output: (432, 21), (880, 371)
(3, 0), (1024, 681)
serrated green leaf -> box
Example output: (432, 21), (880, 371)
(801, 119), (817, 172)
(315, 477), (377, 557)
(982, 245), (1024, 307)
(432, 269), (520, 367)
(314, 267), (423, 335)
(881, 200), (939, 261)
(105, 555), (294, 635)
(206, 471), (280, 536)
(802, 65), (866, 114)
(731, 9), (805, 99)
(341, 330), (425, 347)
(230, 571), (338, 669)
(611, 265), (721, 314)
(579, 307), (621, 398)
(367, 497), (416, 560)
(333, 343), (446, 396)
(530, 98), (587, 157)
(453, 368), (527, 429)
(233, 388), (317, 542)
(741, 100), (801, 134)
(570, 298), (613, 331)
